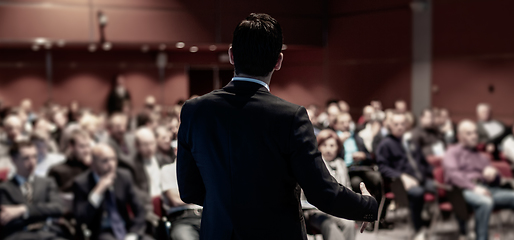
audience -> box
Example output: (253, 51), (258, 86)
(72, 144), (147, 240)
(0, 89), (514, 240)
(443, 120), (514, 240)
(376, 112), (435, 240)
(0, 139), (64, 240)
(303, 129), (355, 240)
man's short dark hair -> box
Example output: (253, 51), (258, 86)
(232, 13), (283, 77)
(9, 139), (36, 160)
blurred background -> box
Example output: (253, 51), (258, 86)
(2, 1), (514, 240)
(1, 0), (512, 121)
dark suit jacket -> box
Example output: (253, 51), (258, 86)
(106, 134), (137, 170)
(72, 169), (146, 240)
(177, 81), (378, 240)
(48, 156), (89, 192)
(376, 135), (433, 182)
(0, 176), (64, 239)
(128, 153), (171, 195)
(106, 89), (131, 115)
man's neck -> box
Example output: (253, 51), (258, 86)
(234, 73), (272, 86)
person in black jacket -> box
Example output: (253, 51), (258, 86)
(106, 74), (131, 116)
(48, 129), (92, 193)
(72, 144), (147, 240)
(0, 139), (64, 240)
(177, 13), (378, 240)
(376, 112), (435, 239)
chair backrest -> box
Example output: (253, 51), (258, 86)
(152, 196), (163, 217)
(433, 166), (447, 198)
(0, 168), (9, 182)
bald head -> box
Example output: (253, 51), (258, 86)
(135, 127), (157, 159)
(457, 120), (478, 147)
(3, 115), (22, 141)
(91, 144), (117, 176)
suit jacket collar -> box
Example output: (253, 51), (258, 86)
(223, 80), (269, 94)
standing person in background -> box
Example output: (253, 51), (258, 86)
(106, 74), (132, 116)
(177, 13), (377, 239)
(303, 129), (355, 240)
(476, 103), (508, 159)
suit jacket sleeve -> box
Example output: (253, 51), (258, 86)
(72, 179), (98, 226)
(176, 102), (206, 206)
(289, 107), (378, 222)
(26, 178), (64, 221)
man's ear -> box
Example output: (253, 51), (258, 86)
(274, 53), (283, 71)
(228, 47), (234, 65)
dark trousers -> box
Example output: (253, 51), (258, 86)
(349, 170), (385, 218)
(406, 179), (436, 232)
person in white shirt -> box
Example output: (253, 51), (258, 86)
(161, 161), (202, 240)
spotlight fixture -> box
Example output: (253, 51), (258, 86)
(141, 45), (149, 52)
(88, 43), (97, 52)
(175, 42), (185, 49)
(159, 44), (167, 51)
(209, 45), (217, 51)
(102, 42), (112, 51)
(189, 46), (198, 53)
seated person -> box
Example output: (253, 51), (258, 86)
(411, 109), (446, 158)
(443, 120), (514, 240)
(161, 161), (202, 240)
(0, 139), (65, 240)
(154, 126), (176, 164)
(48, 129), (92, 193)
(303, 129), (355, 240)
(103, 113), (137, 168)
(128, 127), (173, 225)
(72, 144), (147, 240)
(376, 112), (435, 240)
(334, 113), (387, 227)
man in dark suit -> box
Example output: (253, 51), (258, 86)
(104, 113), (137, 170)
(48, 129), (92, 193)
(0, 139), (65, 240)
(127, 127), (172, 226)
(73, 144), (147, 240)
(177, 13), (378, 240)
